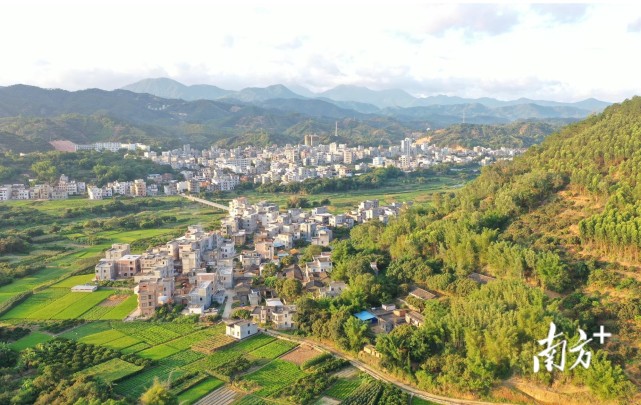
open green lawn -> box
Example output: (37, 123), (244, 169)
(9, 332), (53, 351)
(177, 378), (224, 405)
(75, 358), (143, 383)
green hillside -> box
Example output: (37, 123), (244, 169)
(317, 97), (641, 402)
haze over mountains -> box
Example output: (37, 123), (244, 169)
(0, 79), (613, 154)
(122, 77), (611, 112)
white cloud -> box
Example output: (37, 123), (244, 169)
(1, 1), (640, 102)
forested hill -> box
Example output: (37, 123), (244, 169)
(339, 97), (641, 402)
(423, 120), (570, 149)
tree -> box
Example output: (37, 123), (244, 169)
(343, 317), (371, 352)
(0, 342), (18, 367)
(140, 377), (178, 405)
(278, 279), (302, 303)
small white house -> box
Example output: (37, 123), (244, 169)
(225, 320), (258, 340)
(71, 284), (98, 292)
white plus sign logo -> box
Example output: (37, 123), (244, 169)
(593, 325), (611, 344)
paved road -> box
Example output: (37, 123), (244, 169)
(180, 194), (230, 212)
(221, 289), (234, 319)
(264, 330), (511, 405)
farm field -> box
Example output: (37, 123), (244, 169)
(214, 176), (462, 214)
(243, 359), (306, 398)
(8, 331), (53, 351)
(176, 378), (225, 405)
(0, 288), (126, 320)
(75, 357), (144, 383)
(324, 377), (364, 400)
(0, 197), (224, 306)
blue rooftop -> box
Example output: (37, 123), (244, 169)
(354, 310), (376, 321)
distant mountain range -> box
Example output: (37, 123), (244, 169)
(122, 77), (611, 112)
(0, 81), (614, 153)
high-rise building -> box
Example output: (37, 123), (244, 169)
(304, 134), (320, 147)
(401, 138), (413, 156)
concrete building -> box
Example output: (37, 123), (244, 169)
(225, 320), (258, 340)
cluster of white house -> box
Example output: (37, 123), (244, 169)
(94, 225), (229, 317)
(0, 175), (86, 201)
(91, 196), (411, 334)
(146, 138), (524, 187)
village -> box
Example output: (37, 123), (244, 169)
(84, 195), (498, 344)
(0, 138), (523, 201)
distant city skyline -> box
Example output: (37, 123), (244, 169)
(2, 1), (641, 103)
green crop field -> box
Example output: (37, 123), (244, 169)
(102, 335), (143, 350)
(9, 332), (53, 351)
(52, 291), (116, 319)
(176, 378), (224, 405)
(186, 334), (277, 373)
(76, 358), (143, 383)
(138, 343), (183, 360)
(248, 339), (297, 360)
(120, 342), (151, 354)
(58, 321), (112, 340)
(99, 295), (138, 320)
(51, 274), (95, 288)
(79, 329), (128, 345)
(324, 378), (364, 400)
(243, 359), (306, 398)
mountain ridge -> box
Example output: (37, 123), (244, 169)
(121, 77), (612, 111)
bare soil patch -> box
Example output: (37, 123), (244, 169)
(280, 344), (322, 365)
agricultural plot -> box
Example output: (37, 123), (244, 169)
(9, 332), (53, 351)
(50, 274), (95, 288)
(103, 335), (142, 350)
(176, 378), (224, 405)
(138, 343), (183, 360)
(166, 330), (214, 351)
(99, 295), (138, 319)
(192, 334), (236, 354)
(120, 342), (151, 354)
(243, 359), (306, 398)
(324, 378), (364, 400)
(196, 386), (239, 405)
(75, 358), (143, 383)
(2, 289), (114, 320)
(80, 305), (113, 320)
(0, 288), (69, 319)
(115, 348), (208, 399)
(52, 291), (115, 319)
(115, 365), (187, 399)
(248, 339), (297, 360)
(78, 329), (127, 346)
(125, 325), (181, 345)
(233, 395), (269, 405)
(58, 321), (112, 340)
(280, 345), (321, 366)
(187, 334), (277, 373)
(163, 350), (204, 367)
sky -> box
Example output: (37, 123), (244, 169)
(2, 0), (641, 102)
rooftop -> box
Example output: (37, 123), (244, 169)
(354, 310), (376, 322)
